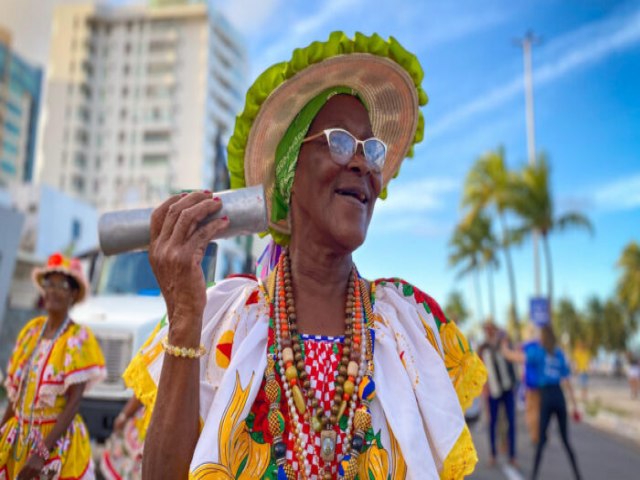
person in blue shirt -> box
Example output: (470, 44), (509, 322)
(502, 324), (582, 480)
(521, 337), (542, 445)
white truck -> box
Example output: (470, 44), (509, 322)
(72, 239), (250, 441)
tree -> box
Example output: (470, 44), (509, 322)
(584, 296), (605, 354)
(510, 155), (593, 306)
(462, 147), (520, 332)
(444, 290), (470, 325)
(553, 297), (586, 348)
(448, 213), (497, 321)
(601, 299), (629, 352)
(616, 241), (640, 331)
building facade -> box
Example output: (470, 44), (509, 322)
(36, 1), (247, 211)
(0, 27), (42, 187)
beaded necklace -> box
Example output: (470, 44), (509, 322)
(12, 316), (71, 461)
(264, 251), (376, 480)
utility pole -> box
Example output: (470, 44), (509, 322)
(515, 31), (542, 297)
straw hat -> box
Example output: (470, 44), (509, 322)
(227, 31), (428, 238)
(32, 252), (89, 304)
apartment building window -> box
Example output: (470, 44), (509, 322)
(94, 179), (100, 193)
(125, 43), (132, 54)
(72, 174), (85, 193)
(117, 154), (124, 166)
(69, 61), (75, 73)
(95, 155), (101, 170)
(74, 152), (87, 168)
(122, 87), (129, 97)
(123, 64), (130, 76)
(75, 129), (89, 146)
(147, 63), (173, 75)
(119, 131), (126, 143)
(142, 153), (168, 165)
(143, 130), (169, 144)
(77, 107), (90, 123)
(80, 84), (91, 99)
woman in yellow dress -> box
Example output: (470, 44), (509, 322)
(0, 253), (106, 479)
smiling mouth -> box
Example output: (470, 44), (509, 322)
(335, 188), (368, 204)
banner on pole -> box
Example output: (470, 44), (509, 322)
(529, 297), (550, 326)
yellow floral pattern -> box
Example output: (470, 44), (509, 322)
(191, 372), (270, 480)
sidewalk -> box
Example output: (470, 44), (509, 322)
(578, 374), (640, 446)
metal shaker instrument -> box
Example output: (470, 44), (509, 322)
(98, 185), (268, 255)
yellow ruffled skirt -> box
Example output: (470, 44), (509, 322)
(0, 413), (94, 479)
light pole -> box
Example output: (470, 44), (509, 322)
(515, 30), (542, 297)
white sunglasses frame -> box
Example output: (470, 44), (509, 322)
(301, 128), (387, 172)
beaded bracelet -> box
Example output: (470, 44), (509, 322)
(161, 337), (206, 358)
(30, 438), (50, 461)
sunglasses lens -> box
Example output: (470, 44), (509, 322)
(363, 139), (386, 170)
(327, 130), (356, 164)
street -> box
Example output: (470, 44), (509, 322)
(469, 377), (640, 480)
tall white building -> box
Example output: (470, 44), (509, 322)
(36, 1), (247, 210)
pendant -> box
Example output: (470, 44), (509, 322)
(320, 430), (337, 462)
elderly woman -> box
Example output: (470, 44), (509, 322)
(0, 253), (106, 479)
(130, 32), (486, 479)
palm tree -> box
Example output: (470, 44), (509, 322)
(462, 147), (520, 332)
(553, 297), (586, 348)
(510, 155), (593, 306)
(449, 213), (499, 321)
(616, 241), (640, 330)
(444, 291), (470, 325)
(584, 296), (605, 354)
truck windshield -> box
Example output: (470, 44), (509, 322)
(95, 244), (217, 295)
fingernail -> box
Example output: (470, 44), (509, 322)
(180, 193), (188, 198)
(203, 190), (212, 194)
(212, 196), (221, 202)
(222, 216), (229, 221)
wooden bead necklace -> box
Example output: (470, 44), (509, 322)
(266, 250), (375, 480)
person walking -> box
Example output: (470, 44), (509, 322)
(627, 353), (640, 400)
(572, 340), (591, 404)
(478, 321), (518, 467)
(502, 324), (582, 480)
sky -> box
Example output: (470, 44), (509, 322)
(2, 0), (639, 329)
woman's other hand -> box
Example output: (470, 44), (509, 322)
(149, 191), (229, 328)
(114, 412), (127, 432)
(17, 454), (45, 480)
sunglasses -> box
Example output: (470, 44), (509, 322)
(42, 278), (72, 292)
(301, 128), (387, 172)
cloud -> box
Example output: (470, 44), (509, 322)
(216, 0), (283, 36)
(593, 173), (640, 211)
(367, 177), (458, 236)
(423, 9), (507, 48)
(376, 177), (458, 215)
(250, 0), (363, 77)
(429, 7), (640, 140)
